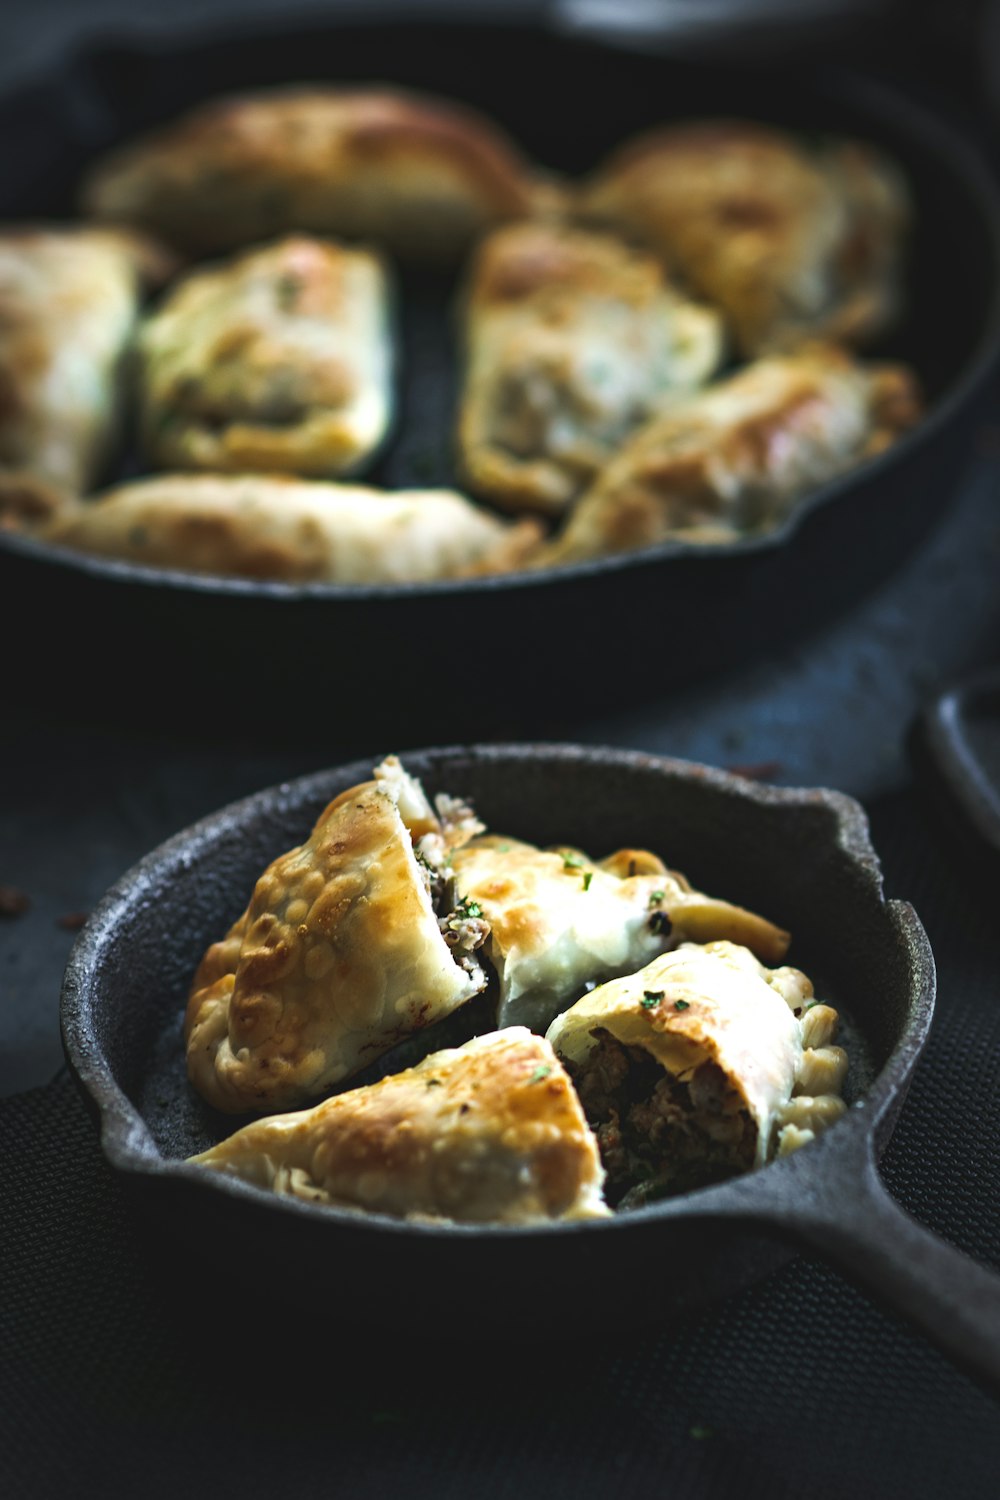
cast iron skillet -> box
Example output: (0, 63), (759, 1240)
(2, 15), (1000, 737)
(60, 744), (1000, 1394)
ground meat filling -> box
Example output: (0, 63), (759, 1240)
(438, 898), (490, 977)
(411, 813), (490, 982)
(568, 1029), (758, 1208)
(412, 841), (489, 982)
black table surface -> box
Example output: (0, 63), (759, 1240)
(4, 3), (1000, 1496)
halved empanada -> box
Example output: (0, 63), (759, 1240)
(138, 236), (393, 478)
(449, 834), (789, 1034)
(185, 757), (490, 1113)
(537, 343), (921, 563)
(188, 1027), (610, 1224)
(0, 225), (170, 528)
(81, 85), (559, 264)
(43, 472), (543, 583)
(456, 221), (723, 516)
(547, 940), (848, 1206)
(581, 119), (909, 355)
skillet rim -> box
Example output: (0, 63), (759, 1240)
(1, 16), (999, 600)
(59, 742), (937, 1242)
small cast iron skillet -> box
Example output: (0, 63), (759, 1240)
(1, 15), (999, 734)
(60, 744), (1000, 1393)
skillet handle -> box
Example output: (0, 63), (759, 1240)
(783, 1139), (1000, 1396)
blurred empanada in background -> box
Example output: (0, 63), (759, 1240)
(82, 84), (563, 264)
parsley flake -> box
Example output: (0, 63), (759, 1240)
(275, 272), (302, 310)
(648, 890), (665, 908)
(562, 852), (586, 871)
(640, 991), (663, 1009)
(674, 999), (690, 1011)
(455, 896), (483, 920)
(582, 871), (593, 891)
(155, 407), (179, 435)
(527, 1064), (552, 1084)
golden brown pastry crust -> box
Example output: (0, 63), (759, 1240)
(0, 225), (170, 528)
(188, 1028), (609, 1223)
(185, 759), (488, 1114)
(456, 221), (723, 516)
(138, 236), (394, 478)
(43, 472), (544, 583)
(581, 120), (909, 356)
(537, 344), (922, 563)
(450, 833), (789, 1033)
(81, 85), (558, 263)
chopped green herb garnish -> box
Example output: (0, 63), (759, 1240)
(674, 999), (690, 1011)
(455, 896), (483, 919)
(260, 187), (291, 222)
(370, 1410), (404, 1428)
(803, 999), (819, 1011)
(562, 852), (586, 871)
(527, 1064), (552, 1084)
(409, 449), (437, 481)
(582, 871), (593, 892)
(275, 272), (302, 310)
(648, 890), (665, 908)
(155, 406), (180, 434)
(640, 991), (663, 1009)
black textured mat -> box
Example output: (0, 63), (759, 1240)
(3, 785), (1000, 1499)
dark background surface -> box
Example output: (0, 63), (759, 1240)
(3, 1), (1000, 1495)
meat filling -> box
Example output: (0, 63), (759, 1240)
(412, 832), (489, 980)
(567, 1029), (757, 1208)
(438, 896), (490, 976)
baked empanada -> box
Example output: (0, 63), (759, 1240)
(81, 85), (557, 263)
(138, 236), (393, 477)
(43, 472), (543, 583)
(547, 940), (848, 1206)
(188, 1027), (610, 1224)
(581, 119), (909, 355)
(537, 344), (921, 563)
(185, 757), (490, 1113)
(449, 834), (789, 1035)
(0, 225), (169, 527)
(456, 221), (723, 516)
